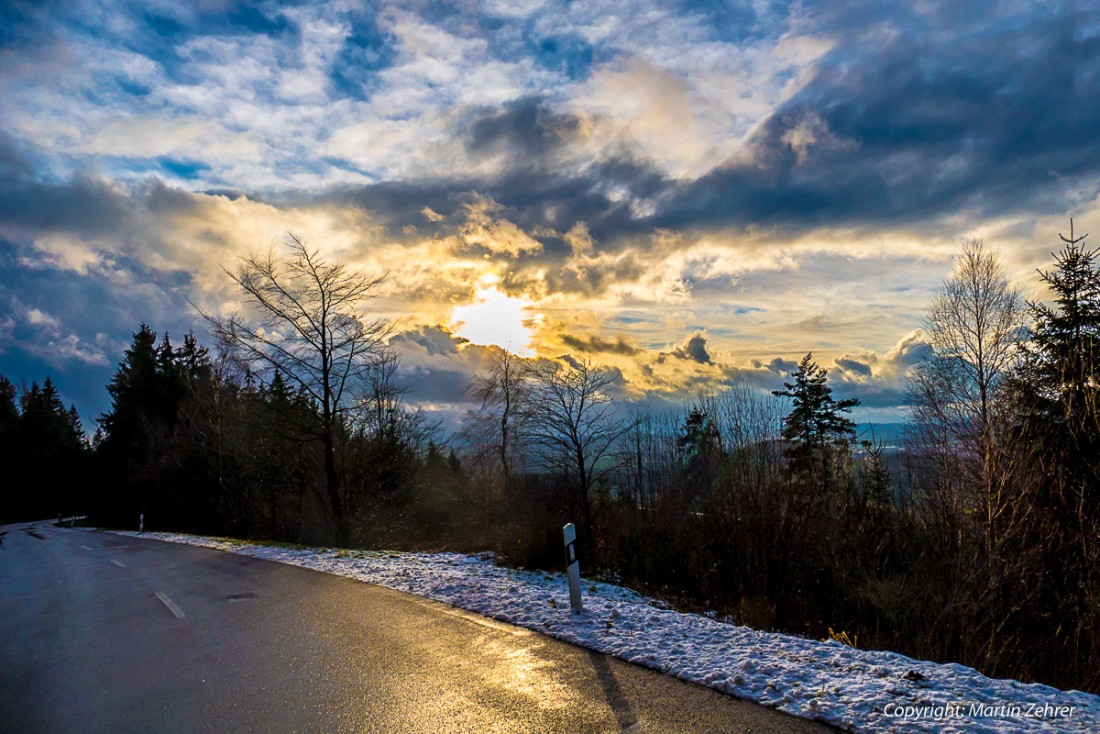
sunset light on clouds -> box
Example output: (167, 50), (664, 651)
(3, 1), (1100, 425)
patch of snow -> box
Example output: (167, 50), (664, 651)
(112, 531), (1100, 733)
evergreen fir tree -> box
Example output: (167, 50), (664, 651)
(676, 406), (724, 504)
(99, 323), (161, 444)
(95, 324), (166, 526)
(772, 353), (859, 491)
(0, 376), (18, 522)
(9, 377), (87, 520)
(1017, 221), (1100, 522)
(0, 376), (18, 435)
(1022, 221), (1100, 419)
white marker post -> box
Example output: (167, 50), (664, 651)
(563, 523), (584, 613)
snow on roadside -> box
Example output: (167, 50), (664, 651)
(112, 531), (1100, 733)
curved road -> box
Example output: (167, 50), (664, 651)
(0, 521), (836, 733)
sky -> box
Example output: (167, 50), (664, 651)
(2, 0), (1100, 430)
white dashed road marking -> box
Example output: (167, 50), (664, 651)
(155, 592), (185, 619)
(110, 559), (126, 568)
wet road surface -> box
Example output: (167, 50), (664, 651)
(0, 521), (837, 733)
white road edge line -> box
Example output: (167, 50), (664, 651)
(410, 598), (528, 637)
(155, 592), (186, 619)
(110, 559), (126, 568)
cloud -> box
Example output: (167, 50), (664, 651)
(677, 333), (712, 364)
(3, 0), (1100, 428)
(834, 356), (873, 378)
(465, 96), (581, 163)
(752, 357), (800, 376)
(456, 193), (544, 257)
(823, 330), (934, 410)
(4, 0), (1098, 233)
(24, 307), (59, 329)
(559, 333), (641, 356)
(0, 293), (109, 368)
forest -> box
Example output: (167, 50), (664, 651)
(1, 227), (1097, 695)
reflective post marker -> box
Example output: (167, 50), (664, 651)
(563, 523), (583, 613)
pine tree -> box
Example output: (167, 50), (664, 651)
(858, 437), (893, 511)
(772, 353), (859, 491)
(11, 377), (87, 520)
(19, 379), (84, 459)
(99, 323), (162, 445)
(678, 407), (722, 461)
(676, 406), (724, 505)
(1023, 221), (1100, 422)
(1018, 221), (1100, 521)
(94, 325), (229, 531)
(0, 376), (18, 522)
(0, 376), (18, 436)
(1006, 221), (1100, 690)
(95, 324), (167, 526)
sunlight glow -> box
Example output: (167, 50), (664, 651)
(451, 287), (536, 357)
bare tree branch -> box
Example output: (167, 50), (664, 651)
(200, 233), (392, 542)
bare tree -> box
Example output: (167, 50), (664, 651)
(924, 240), (1024, 434)
(467, 347), (532, 491)
(527, 355), (630, 534)
(204, 234), (390, 543)
(908, 238), (1025, 544)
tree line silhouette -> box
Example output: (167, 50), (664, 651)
(1, 225), (1097, 694)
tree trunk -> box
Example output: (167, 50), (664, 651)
(322, 427), (349, 546)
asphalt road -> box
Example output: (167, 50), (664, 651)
(0, 521), (836, 733)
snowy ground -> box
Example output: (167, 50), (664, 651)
(110, 530), (1100, 733)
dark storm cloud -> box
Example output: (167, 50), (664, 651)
(0, 132), (35, 181)
(680, 334), (712, 364)
(0, 170), (133, 239)
(659, 333), (713, 365)
(312, 1), (1100, 255)
(479, 159), (661, 241)
(658, 4), (1100, 231)
(828, 377), (907, 411)
(0, 134), (136, 238)
(397, 366), (474, 404)
(284, 93), (656, 241)
(834, 357), (873, 378)
(465, 97), (581, 161)
(0, 142), (236, 255)
(752, 357), (799, 376)
(559, 333), (642, 356)
(387, 326), (468, 357)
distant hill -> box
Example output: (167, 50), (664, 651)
(855, 422), (906, 447)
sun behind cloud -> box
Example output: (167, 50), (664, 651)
(450, 286), (537, 357)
